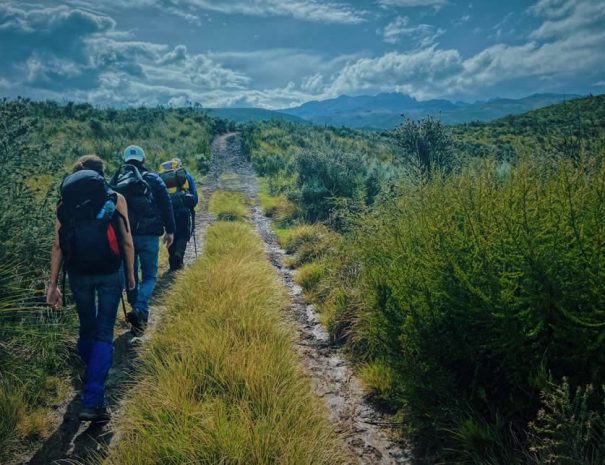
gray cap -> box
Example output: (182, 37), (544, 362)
(123, 145), (145, 162)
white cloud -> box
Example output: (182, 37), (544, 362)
(301, 73), (324, 93)
(377, 0), (447, 9)
(530, 0), (605, 40)
(382, 16), (444, 46)
(325, 47), (462, 99)
(67, 0), (366, 24)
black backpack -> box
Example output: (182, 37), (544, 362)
(57, 170), (123, 275)
(110, 164), (158, 234)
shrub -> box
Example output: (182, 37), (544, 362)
(341, 154), (605, 461)
(528, 380), (605, 465)
(293, 150), (368, 222)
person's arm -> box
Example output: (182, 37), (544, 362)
(47, 218), (63, 309)
(116, 194), (136, 290)
(151, 174), (175, 246)
(186, 172), (199, 207)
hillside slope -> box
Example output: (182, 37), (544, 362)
(452, 94), (605, 159)
(281, 92), (583, 128)
(206, 107), (307, 124)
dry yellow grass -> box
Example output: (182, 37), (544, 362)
(104, 194), (347, 465)
(208, 190), (249, 221)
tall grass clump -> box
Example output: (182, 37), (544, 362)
(105, 198), (346, 464)
(342, 154), (605, 463)
(209, 190), (250, 221)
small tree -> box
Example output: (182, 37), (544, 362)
(394, 116), (455, 177)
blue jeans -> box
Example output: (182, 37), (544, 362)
(69, 270), (124, 408)
(133, 235), (160, 317)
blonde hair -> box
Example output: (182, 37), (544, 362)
(72, 155), (105, 176)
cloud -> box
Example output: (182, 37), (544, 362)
(187, 0), (366, 24)
(67, 0), (366, 24)
(377, 0), (448, 9)
(381, 16), (445, 46)
(1, 0), (603, 109)
(530, 0), (605, 40)
(324, 47), (463, 98)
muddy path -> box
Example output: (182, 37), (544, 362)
(209, 133), (411, 465)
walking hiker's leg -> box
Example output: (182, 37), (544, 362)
(82, 341), (113, 409)
(132, 235), (159, 319)
(82, 271), (122, 409)
(69, 273), (95, 364)
(170, 211), (190, 270)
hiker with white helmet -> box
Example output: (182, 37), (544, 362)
(110, 145), (176, 334)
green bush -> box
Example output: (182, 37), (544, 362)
(342, 154), (605, 461)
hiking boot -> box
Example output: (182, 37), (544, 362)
(169, 254), (184, 271)
(127, 309), (147, 336)
(79, 406), (111, 422)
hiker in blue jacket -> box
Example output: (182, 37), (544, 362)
(111, 145), (176, 334)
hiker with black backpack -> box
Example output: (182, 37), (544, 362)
(111, 145), (176, 334)
(159, 158), (198, 271)
(46, 155), (136, 422)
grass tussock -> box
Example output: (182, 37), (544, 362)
(278, 224), (339, 269)
(105, 212), (346, 464)
(258, 178), (300, 226)
(209, 190), (250, 221)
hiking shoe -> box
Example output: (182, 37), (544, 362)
(169, 255), (184, 271)
(127, 309), (147, 336)
(79, 406), (110, 422)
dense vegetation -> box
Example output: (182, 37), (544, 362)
(2, 93), (605, 464)
(247, 95), (605, 464)
(106, 192), (346, 465)
(0, 98), (229, 461)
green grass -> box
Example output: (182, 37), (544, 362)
(277, 225), (339, 269)
(105, 194), (347, 465)
(257, 177), (300, 226)
(209, 191), (250, 221)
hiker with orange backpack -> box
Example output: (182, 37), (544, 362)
(159, 158), (198, 270)
(46, 155), (136, 422)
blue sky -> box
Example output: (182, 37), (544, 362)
(0, 0), (604, 108)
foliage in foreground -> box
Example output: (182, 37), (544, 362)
(325, 154), (605, 463)
(105, 196), (346, 465)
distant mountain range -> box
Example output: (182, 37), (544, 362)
(278, 93), (583, 129)
(207, 93), (585, 129)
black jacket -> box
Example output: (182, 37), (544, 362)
(125, 162), (176, 236)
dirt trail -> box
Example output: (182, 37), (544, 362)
(22, 133), (409, 465)
(209, 133), (411, 465)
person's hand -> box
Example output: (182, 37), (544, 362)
(127, 273), (136, 291)
(46, 283), (62, 310)
(164, 233), (174, 248)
